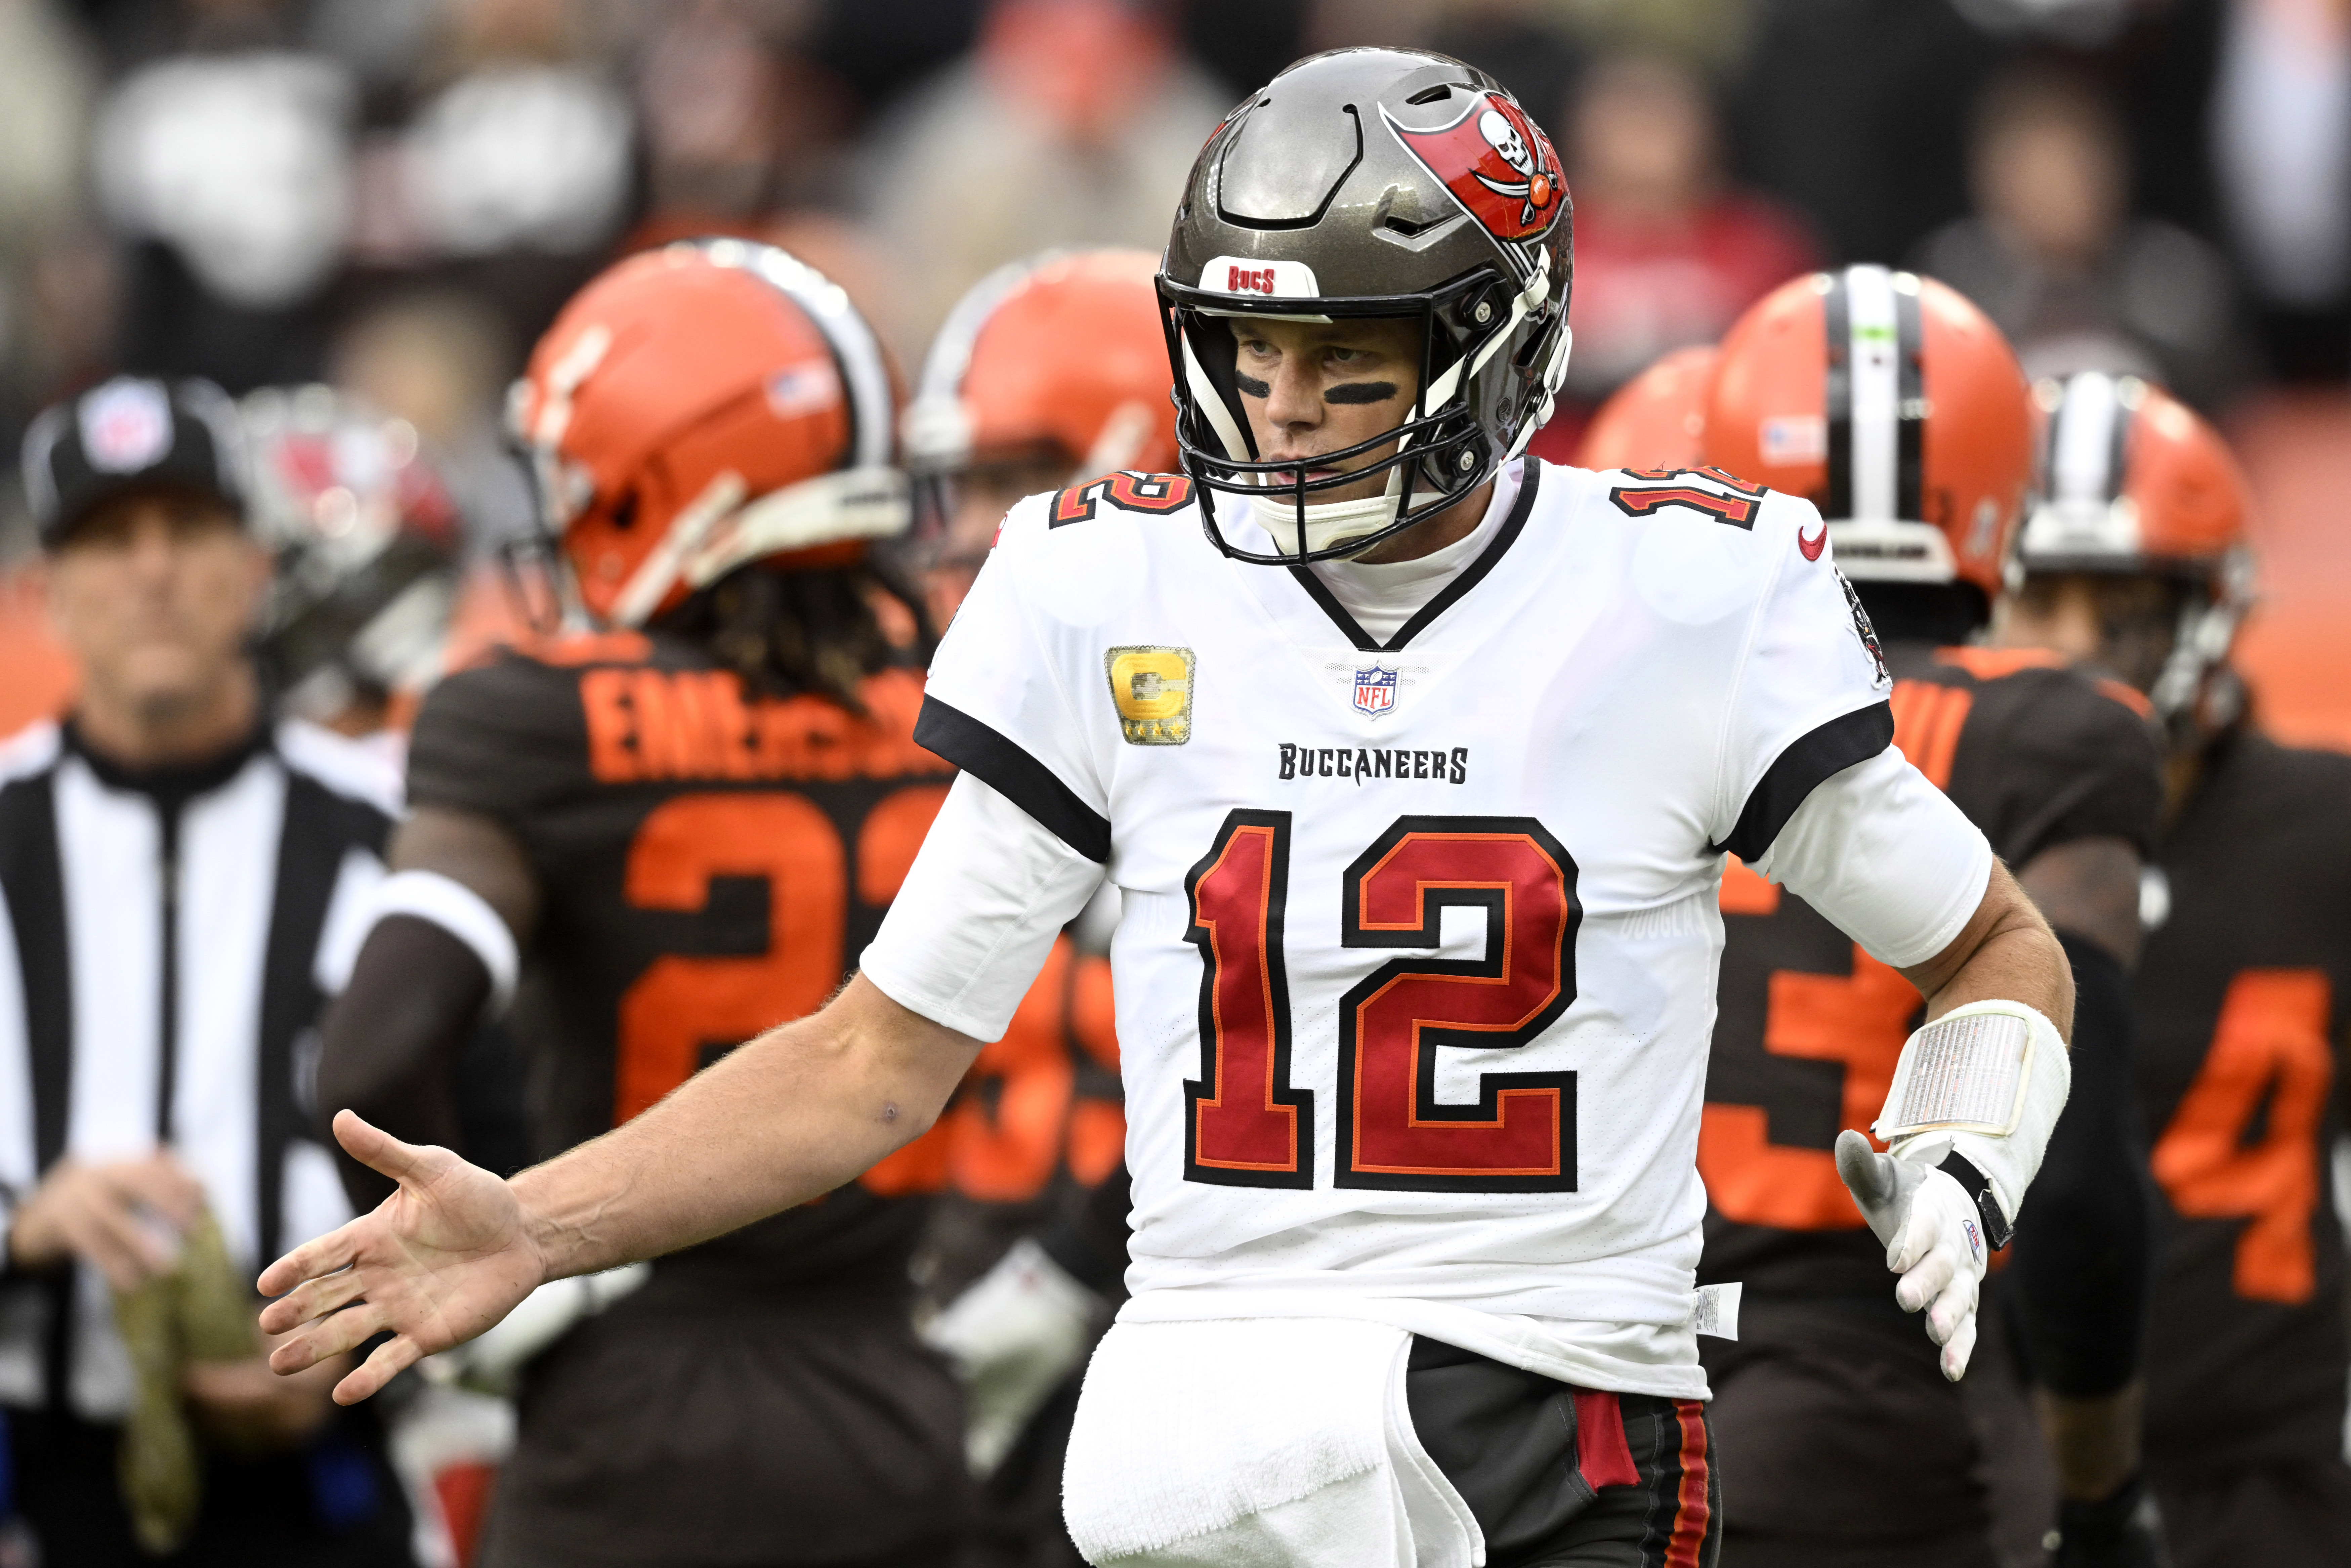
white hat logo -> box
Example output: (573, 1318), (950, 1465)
(80, 380), (174, 474)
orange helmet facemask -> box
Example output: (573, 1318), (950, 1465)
(2019, 370), (2256, 729)
(510, 239), (908, 629)
(1705, 265), (2033, 612)
(1574, 345), (1716, 472)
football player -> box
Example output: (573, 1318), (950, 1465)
(265, 52), (2080, 1568)
(302, 242), (979, 1567)
(1993, 371), (2351, 1567)
(1693, 272), (2166, 1568)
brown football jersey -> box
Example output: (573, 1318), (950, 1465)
(1698, 642), (2163, 1299)
(406, 631), (1123, 1298)
(2135, 730), (2351, 1473)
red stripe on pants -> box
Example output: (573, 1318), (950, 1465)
(1665, 1400), (1711, 1568)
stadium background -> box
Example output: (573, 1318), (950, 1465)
(0, 0), (2347, 1562)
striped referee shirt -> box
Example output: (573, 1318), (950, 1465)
(0, 715), (397, 1420)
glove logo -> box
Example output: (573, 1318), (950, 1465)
(1962, 1216), (1983, 1263)
(1383, 93), (1565, 244)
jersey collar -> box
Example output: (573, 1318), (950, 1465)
(1279, 461), (1542, 654)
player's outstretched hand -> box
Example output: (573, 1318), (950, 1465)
(1835, 1130), (1987, 1382)
(257, 1110), (545, 1406)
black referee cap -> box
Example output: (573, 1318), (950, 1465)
(21, 376), (249, 548)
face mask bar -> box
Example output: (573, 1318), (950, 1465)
(1157, 270), (1512, 565)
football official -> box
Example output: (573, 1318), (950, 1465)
(266, 50), (2081, 1568)
(3, 379), (413, 1564)
(1996, 372), (2351, 1568)
(1692, 276), (2168, 1568)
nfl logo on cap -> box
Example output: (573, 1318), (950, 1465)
(1353, 665), (1398, 718)
(80, 380), (174, 474)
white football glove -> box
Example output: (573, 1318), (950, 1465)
(1836, 1131), (1987, 1381)
(922, 1238), (1104, 1475)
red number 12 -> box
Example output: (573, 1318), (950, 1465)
(1185, 810), (1581, 1193)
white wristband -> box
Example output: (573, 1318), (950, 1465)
(1875, 998), (2070, 1226)
(365, 868), (521, 1012)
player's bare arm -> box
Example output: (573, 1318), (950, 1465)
(261, 973), (981, 1404)
(1900, 856), (2074, 1036)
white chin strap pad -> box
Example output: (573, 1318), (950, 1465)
(1873, 999), (2070, 1227)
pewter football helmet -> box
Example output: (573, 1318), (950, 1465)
(1159, 48), (1573, 563)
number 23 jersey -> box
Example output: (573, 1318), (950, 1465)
(896, 460), (1984, 1397)
(406, 633), (956, 1290)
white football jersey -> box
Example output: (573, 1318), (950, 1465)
(898, 458), (1923, 1397)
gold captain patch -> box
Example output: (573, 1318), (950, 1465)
(1105, 646), (1194, 745)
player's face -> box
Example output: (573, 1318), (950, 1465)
(1231, 316), (1422, 506)
(42, 491), (268, 725)
(1996, 570), (2184, 693)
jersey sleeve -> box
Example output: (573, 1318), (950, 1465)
(859, 771), (1106, 1041)
(405, 652), (591, 828)
(1710, 494), (1896, 863)
(1967, 674), (2163, 865)
(1755, 745), (1994, 968)
(912, 494), (1112, 862)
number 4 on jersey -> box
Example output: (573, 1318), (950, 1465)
(2151, 968), (2335, 1304)
(1184, 808), (1582, 1193)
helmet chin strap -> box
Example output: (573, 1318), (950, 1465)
(1246, 465), (1407, 558)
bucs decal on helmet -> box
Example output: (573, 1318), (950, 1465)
(1382, 93), (1564, 244)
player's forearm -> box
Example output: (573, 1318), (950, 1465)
(1901, 861), (2075, 1041)
(510, 974), (981, 1281)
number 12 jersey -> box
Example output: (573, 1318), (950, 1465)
(867, 459), (1992, 1398)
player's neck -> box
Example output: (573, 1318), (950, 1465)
(1347, 476), (1496, 565)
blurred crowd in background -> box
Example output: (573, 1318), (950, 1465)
(3, 0), (2349, 746)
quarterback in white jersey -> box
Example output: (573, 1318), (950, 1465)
(261, 47), (2077, 1568)
(878, 455), (1962, 1404)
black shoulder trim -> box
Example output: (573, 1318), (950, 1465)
(1711, 700), (1895, 862)
(914, 697), (1111, 863)
(1284, 462), (1544, 655)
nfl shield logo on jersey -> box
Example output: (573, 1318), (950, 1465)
(1353, 665), (1399, 718)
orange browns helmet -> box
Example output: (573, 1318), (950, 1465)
(510, 239), (907, 628)
(2021, 372), (2250, 574)
(1704, 265), (2032, 603)
(1574, 346), (1716, 472)
(902, 248), (1177, 482)
(2020, 370), (2256, 724)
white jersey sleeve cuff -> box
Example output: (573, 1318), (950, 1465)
(860, 772), (1107, 1043)
(364, 868), (521, 1011)
(1754, 746), (1993, 970)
